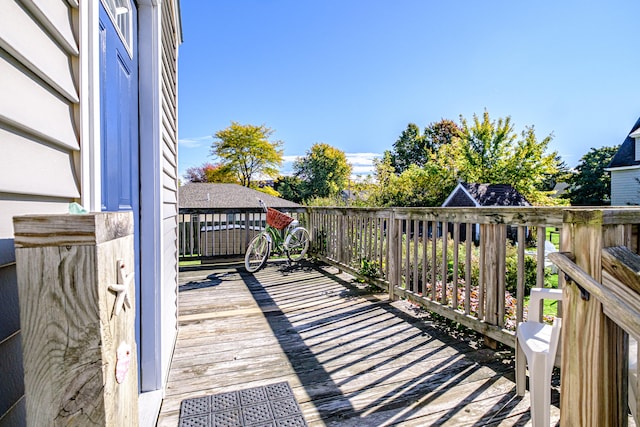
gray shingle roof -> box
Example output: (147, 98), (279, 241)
(179, 183), (302, 210)
(443, 183), (530, 207)
(608, 116), (640, 169)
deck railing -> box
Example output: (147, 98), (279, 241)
(544, 209), (640, 424)
(307, 206), (572, 347)
(178, 207), (306, 261)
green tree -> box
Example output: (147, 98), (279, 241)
(438, 111), (562, 205)
(423, 119), (463, 153)
(564, 145), (619, 206)
(211, 122), (283, 187)
(274, 176), (305, 203)
(370, 155), (454, 207)
(294, 143), (352, 200)
(388, 120), (462, 174)
(390, 123), (425, 173)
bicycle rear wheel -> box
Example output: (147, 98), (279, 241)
(245, 233), (270, 272)
(285, 227), (310, 262)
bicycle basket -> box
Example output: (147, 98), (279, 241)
(266, 207), (294, 230)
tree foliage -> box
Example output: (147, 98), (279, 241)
(183, 162), (239, 183)
(389, 120), (462, 173)
(564, 145), (619, 206)
(274, 176), (305, 203)
(371, 154), (454, 207)
(389, 123), (426, 173)
(435, 111), (563, 205)
(370, 111), (564, 207)
(294, 143), (352, 201)
(211, 122), (283, 187)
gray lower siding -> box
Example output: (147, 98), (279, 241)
(611, 169), (640, 206)
(0, 261), (25, 427)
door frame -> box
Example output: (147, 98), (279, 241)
(79, 0), (166, 395)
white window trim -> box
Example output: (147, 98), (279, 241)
(99, 0), (134, 58)
(79, 1), (102, 212)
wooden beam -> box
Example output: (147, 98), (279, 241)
(557, 210), (627, 426)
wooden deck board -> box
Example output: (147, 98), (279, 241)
(157, 261), (556, 426)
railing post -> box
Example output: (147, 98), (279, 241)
(480, 223), (506, 348)
(336, 211), (344, 273)
(560, 209), (627, 426)
(388, 209), (398, 301)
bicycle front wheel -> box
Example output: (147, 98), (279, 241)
(245, 233), (270, 273)
(285, 227), (310, 262)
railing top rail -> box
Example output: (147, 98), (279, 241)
(307, 206), (640, 226)
(179, 207), (307, 215)
(562, 207), (640, 226)
(306, 206), (567, 226)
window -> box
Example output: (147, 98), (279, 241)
(101, 0), (133, 56)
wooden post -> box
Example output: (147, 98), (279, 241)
(13, 212), (139, 427)
(560, 209), (626, 426)
(388, 210), (398, 301)
(480, 223), (506, 349)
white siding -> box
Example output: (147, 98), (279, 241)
(0, 1), (79, 424)
(160, 0), (180, 385)
(610, 168), (640, 206)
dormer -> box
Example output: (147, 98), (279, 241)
(632, 127), (640, 162)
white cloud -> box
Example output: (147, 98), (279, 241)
(282, 155), (301, 163)
(281, 152), (381, 178)
(178, 135), (211, 148)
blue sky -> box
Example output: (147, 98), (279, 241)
(178, 1), (640, 180)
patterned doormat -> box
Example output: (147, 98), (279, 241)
(179, 381), (308, 427)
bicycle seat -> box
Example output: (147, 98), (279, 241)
(289, 219), (299, 228)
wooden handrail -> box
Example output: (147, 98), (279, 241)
(549, 250), (640, 339)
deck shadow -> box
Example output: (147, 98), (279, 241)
(239, 261), (529, 426)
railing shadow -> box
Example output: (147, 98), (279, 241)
(238, 259), (541, 425)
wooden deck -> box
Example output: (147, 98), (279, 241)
(157, 260), (559, 426)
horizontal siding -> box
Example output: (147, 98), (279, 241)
(0, 126), (79, 197)
(0, 397), (25, 427)
(159, 0), (180, 395)
(0, 332), (25, 424)
(0, 197), (71, 239)
(0, 0), (77, 102)
(0, 53), (78, 151)
(1, 0), (78, 425)
(611, 169), (640, 206)
(21, 0), (77, 54)
(0, 265), (20, 343)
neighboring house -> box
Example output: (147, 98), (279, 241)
(0, 2), (181, 425)
(606, 116), (640, 206)
(179, 183), (302, 210)
(442, 183), (531, 208)
(442, 183), (531, 241)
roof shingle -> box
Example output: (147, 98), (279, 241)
(179, 183), (302, 210)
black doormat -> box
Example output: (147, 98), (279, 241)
(179, 381), (308, 427)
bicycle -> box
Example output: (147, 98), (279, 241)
(244, 200), (311, 273)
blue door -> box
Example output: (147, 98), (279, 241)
(99, 0), (141, 377)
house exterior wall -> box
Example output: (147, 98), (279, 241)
(0, 1), (181, 424)
(160, 0), (180, 386)
(0, 1), (80, 424)
(610, 167), (640, 206)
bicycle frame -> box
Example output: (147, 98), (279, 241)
(245, 199), (309, 272)
(262, 223), (293, 253)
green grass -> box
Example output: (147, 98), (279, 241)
(522, 273), (560, 318)
(546, 228), (560, 246)
(179, 259), (201, 267)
